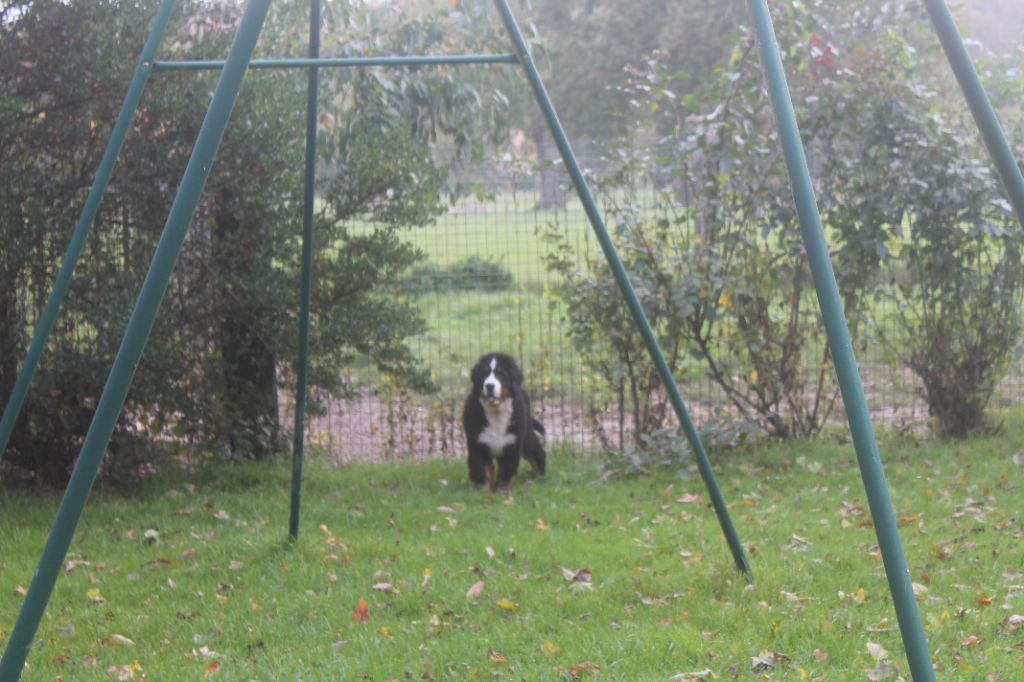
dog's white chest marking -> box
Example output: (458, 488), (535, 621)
(479, 399), (516, 456)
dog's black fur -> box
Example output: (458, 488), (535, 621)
(462, 352), (546, 489)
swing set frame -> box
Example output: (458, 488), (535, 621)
(2, 1), (1022, 679)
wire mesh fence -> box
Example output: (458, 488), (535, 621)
(289, 152), (1024, 463)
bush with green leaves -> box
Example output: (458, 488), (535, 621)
(546, 0), (1023, 442)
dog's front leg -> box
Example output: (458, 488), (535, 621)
(494, 446), (520, 491)
(468, 447), (494, 489)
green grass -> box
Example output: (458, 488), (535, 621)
(4, 419), (1024, 680)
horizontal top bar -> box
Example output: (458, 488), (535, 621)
(151, 53), (519, 71)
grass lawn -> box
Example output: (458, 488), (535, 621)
(2, 419), (1024, 680)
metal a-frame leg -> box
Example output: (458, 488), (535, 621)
(745, 1), (935, 679)
(920, 0), (1024, 229)
(493, 0), (752, 578)
(0, 1), (274, 677)
(289, 0), (321, 542)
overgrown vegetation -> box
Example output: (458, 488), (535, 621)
(0, 0), (508, 486)
(544, 0), (1024, 443)
(3, 418), (1024, 678)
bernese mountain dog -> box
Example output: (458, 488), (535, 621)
(462, 352), (546, 490)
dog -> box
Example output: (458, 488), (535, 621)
(462, 352), (546, 490)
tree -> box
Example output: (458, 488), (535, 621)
(0, 0), (508, 486)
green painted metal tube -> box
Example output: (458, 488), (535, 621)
(492, 0), (750, 577)
(745, 1), (935, 679)
(289, 0), (321, 542)
(920, 0), (1024, 229)
(152, 53), (519, 71)
(0, 1), (273, 678)
(0, 0), (177, 464)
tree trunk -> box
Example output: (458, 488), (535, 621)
(212, 191), (280, 459)
(532, 119), (566, 210)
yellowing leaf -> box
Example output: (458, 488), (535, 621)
(86, 588), (105, 605)
(378, 626), (392, 639)
(495, 599), (519, 611)
(534, 518), (550, 531)
(105, 634), (135, 647)
(542, 640), (561, 657)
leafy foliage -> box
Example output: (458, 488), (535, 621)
(544, 0), (1024, 442)
(0, 0), (509, 486)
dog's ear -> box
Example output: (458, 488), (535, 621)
(470, 357), (488, 387)
(508, 361), (524, 393)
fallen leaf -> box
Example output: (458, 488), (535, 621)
(570, 660), (601, 679)
(669, 670), (713, 681)
(751, 652), (776, 672)
(541, 640), (561, 657)
(488, 649), (507, 664)
(352, 598), (369, 622)
(212, 510), (230, 521)
(372, 582), (399, 595)
(104, 634), (135, 647)
(866, 641), (888, 661)
(637, 592), (667, 606)
(961, 635), (983, 646)
(561, 567), (593, 584)
(436, 506), (457, 514)
(86, 588), (105, 605)
(535, 518), (550, 531)
(378, 626), (392, 639)
(106, 664), (136, 680)
(14, 585), (27, 596)
(466, 580), (485, 599)
(495, 599), (519, 611)
(203, 660), (220, 677)
(181, 548), (196, 560)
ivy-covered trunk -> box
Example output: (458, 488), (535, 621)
(212, 192), (280, 459)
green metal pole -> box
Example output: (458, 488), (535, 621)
(493, 0), (750, 577)
(0, 0), (177, 464)
(920, 0), (1024, 229)
(152, 53), (519, 71)
(0, 1), (272, 677)
(745, 1), (934, 679)
(289, 0), (320, 542)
